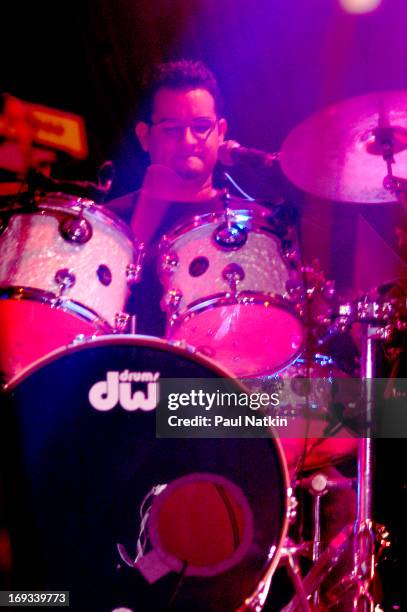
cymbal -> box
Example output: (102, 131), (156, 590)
(280, 91), (407, 204)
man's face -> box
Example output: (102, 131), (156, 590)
(136, 87), (227, 184)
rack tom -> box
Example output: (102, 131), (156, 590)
(0, 194), (135, 381)
(159, 207), (304, 377)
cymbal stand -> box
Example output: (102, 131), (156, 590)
(305, 318), (380, 610)
(306, 473), (329, 608)
(380, 128), (407, 209)
(279, 300), (391, 611)
(351, 322), (377, 611)
(333, 302), (391, 610)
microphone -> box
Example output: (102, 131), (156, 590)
(218, 140), (278, 168)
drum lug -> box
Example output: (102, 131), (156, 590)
(126, 242), (145, 286)
(222, 263), (245, 293)
(160, 288), (183, 314)
(54, 268), (76, 295)
(126, 263), (142, 286)
(159, 250), (179, 274)
(60, 214), (93, 244)
(114, 311), (131, 333)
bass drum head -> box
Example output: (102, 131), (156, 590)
(1, 336), (288, 612)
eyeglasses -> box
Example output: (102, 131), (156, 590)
(149, 118), (218, 141)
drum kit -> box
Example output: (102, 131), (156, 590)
(1, 90), (405, 610)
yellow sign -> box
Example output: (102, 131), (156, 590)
(0, 95), (88, 159)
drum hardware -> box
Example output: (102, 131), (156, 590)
(278, 547), (311, 612)
(213, 212), (248, 249)
(222, 262), (245, 293)
(114, 311), (131, 333)
(273, 471), (362, 611)
(377, 125), (407, 209)
(161, 287), (183, 314)
(304, 472), (354, 608)
(54, 268), (76, 294)
(243, 537), (312, 612)
(158, 235), (179, 276)
(287, 489), (299, 524)
(309, 474), (328, 578)
(287, 267), (338, 385)
(212, 187), (247, 250)
(213, 221), (248, 249)
(126, 241), (145, 287)
(281, 523), (354, 612)
(159, 250), (179, 274)
(126, 264), (142, 289)
(168, 338), (190, 351)
(295, 472), (356, 493)
(59, 209), (93, 244)
(322, 523), (391, 609)
(331, 297), (403, 339)
(215, 191), (249, 249)
(322, 298), (396, 610)
(70, 333), (92, 345)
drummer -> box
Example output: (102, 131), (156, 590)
(108, 59), (281, 336)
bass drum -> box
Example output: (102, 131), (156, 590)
(1, 336), (289, 612)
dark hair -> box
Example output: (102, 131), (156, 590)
(138, 59), (224, 123)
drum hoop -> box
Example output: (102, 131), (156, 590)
(171, 290), (302, 320)
(3, 332), (291, 598)
(0, 285), (111, 332)
(1, 194), (135, 249)
(161, 208), (282, 246)
(3, 333), (239, 390)
(168, 291), (304, 376)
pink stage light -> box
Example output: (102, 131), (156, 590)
(339, 0), (382, 13)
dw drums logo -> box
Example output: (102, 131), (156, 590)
(88, 370), (160, 412)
